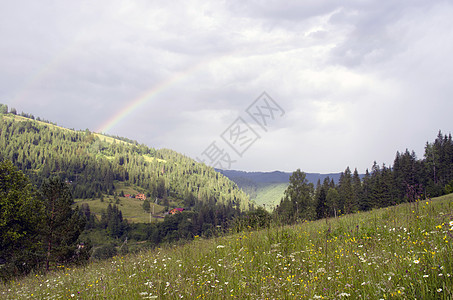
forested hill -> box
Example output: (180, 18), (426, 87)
(0, 113), (250, 210)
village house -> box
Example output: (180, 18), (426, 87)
(168, 208), (184, 215)
(136, 193), (146, 201)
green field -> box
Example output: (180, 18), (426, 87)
(252, 183), (288, 210)
(74, 182), (165, 223)
(4, 194), (452, 299)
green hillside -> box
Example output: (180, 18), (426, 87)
(2, 193), (451, 299)
(0, 113), (251, 216)
(253, 182), (288, 209)
(217, 169), (343, 211)
(73, 182), (165, 223)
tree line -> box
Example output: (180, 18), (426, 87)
(275, 131), (453, 223)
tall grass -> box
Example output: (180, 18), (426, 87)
(2, 194), (452, 299)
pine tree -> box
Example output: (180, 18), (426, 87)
(0, 160), (43, 279)
(352, 168), (362, 211)
(39, 177), (85, 271)
(338, 167), (353, 214)
(142, 199), (151, 213)
(360, 169), (372, 211)
(282, 169), (315, 221)
(315, 177), (330, 219)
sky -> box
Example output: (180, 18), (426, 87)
(1, 0), (453, 173)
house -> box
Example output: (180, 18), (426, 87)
(136, 193), (146, 201)
(169, 208), (184, 215)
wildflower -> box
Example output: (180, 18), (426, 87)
(423, 275), (429, 278)
(437, 288), (442, 292)
(217, 245), (225, 249)
(338, 292), (351, 297)
(413, 260), (420, 264)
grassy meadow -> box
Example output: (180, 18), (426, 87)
(74, 196), (164, 224)
(74, 182), (165, 223)
(2, 194), (452, 299)
(253, 183), (289, 211)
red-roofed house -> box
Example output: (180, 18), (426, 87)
(136, 193), (146, 200)
(169, 208), (184, 215)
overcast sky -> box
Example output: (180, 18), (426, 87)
(2, 0), (453, 173)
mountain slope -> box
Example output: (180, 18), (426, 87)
(253, 182), (289, 209)
(217, 169), (342, 209)
(0, 113), (251, 216)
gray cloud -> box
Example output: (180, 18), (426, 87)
(1, 0), (453, 173)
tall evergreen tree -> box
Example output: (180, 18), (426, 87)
(39, 177), (85, 271)
(338, 167), (353, 214)
(315, 177), (330, 219)
(393, 149), (423, 201)
(360, 169), (372, 211)
(280, 169), (314, 221)
(352, 168), (362, 212)
(0, 160), (43, 279)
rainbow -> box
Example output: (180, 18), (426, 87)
(95, 64), (197, 134)
(96, 52), (236, 134)
(10, 39), (238, 134)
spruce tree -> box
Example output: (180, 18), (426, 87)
(39, 177), (85, 271)
(352, 168), (362, 211)
(283, 169), (314, 221)
(0, 160), (43, 279)
(338, 167), (353, 214)
(315, 178), (330, 220)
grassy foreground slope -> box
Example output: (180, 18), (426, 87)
(2, 194), (452, 299)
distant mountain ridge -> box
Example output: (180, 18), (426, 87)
(215, 169), (344, 209)
(216, 169), (343, 185)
